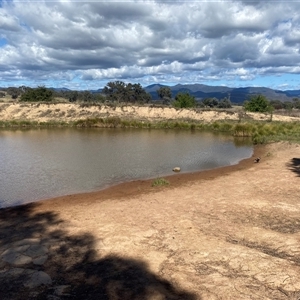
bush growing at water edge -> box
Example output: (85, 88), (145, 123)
(152, 178), (170, 187)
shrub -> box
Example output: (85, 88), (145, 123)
(233, 123), (252, 137)
(152, 178), (170, 187)
(244, 95), (272, 113)
(173, 92), (196, 108)
(20, 86), (54, 102)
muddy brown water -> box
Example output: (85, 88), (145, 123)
(0, 128), (252, 208)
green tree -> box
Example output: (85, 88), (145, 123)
(244, 95), (271, 113)
(6, 87), (23, 99)
(82, 91), (93, 102)
(103, 81), (151, 103)
(68, 91), (78, 102)
(173, 92), (196, 108)
(93, 93), (106, 103)
(218, 97), (232, 108)
(20, 86), (53, 102)
(202, 97), (219, 108)
(292, 98), (300, 109)
(103, 81), (127, 103)
(157, 86), (172, 104)
(270, 100), (284, 110)
(283, 101), (293, 110)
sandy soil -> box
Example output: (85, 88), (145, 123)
(0, 102), (299, 123)
(0, 142), (300, 299)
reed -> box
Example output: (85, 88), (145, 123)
(0, 118), (299, 144)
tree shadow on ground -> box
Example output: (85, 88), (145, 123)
(287, 158), (300, 177)
(0, 204), (198, 300)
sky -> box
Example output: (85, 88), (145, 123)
(1, 0), (300, 91)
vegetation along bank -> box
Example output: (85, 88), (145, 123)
(1, 82), (300, 144)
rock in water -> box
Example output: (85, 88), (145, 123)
(173, 167), (181, 172)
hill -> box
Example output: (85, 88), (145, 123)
(144, 84), (300, 103)
(2, 84), (300, 104)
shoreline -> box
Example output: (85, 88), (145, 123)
(1, 141), (300, 299)
(0, 137), (257, 211)
(6, 143), (263, 211)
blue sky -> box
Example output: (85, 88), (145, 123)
(1, 0), (300, 90)
(0, 38), (7, 47)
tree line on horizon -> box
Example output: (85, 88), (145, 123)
(1, 81), (300, 112)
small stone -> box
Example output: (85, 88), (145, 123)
(13, 238), (40, 247)
(33, 255), (48, 265)
(13, 245), (30, 252)
(0, 268), (25, 278)
(54, 285), (71, 296)
(1, 249), (32, 265)
(24, 271), (52, 288)
(24, 245), (48, 258)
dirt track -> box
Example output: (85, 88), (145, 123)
(0, 142), (300, 299)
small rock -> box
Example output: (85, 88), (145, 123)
(33, 255), (48, 265)
(254, 157), (261, 163)
(24, 271), (52, 288)
(54, 285), (71, 296)
(24, 244), (48, 258)
(172, 167), (181, 172)
(1, 249), (32, 265)
(13, 238), (41, 247)
(0, 268), (26, 278)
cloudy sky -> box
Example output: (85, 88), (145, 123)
(1, 0), (300, 90)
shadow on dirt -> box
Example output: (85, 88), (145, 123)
(287, 157), (300, 177)
(0, 204), (197, 300)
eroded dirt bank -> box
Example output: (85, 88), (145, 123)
(0, 142), (300, 299)
(0, 102), (299, 123)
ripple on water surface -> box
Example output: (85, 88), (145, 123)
(0, 128), (253, 208)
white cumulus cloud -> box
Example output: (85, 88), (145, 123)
(0, 0), (300, 89)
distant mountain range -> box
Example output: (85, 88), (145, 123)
(47, 84), (300, 104)
(143, 84), (300, 103)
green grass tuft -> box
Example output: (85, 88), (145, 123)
(152, 177), (170, 187)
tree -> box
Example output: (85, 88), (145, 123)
(103, 81), (127, 103)
(283, 101), (293, 110)
(93, 93), (106, 103)
(244, 95), (272, 113)
(292, 98), (300, 109)
(173, 92), (196, 108)
(81, 91), (93, 102)
(103, 81), (151, 104)
(6, 87), (23, 99)
(270, 100), (284, 110)
(202, 97), (219, 108)
(218, 98), (232, 108)
(20, 86), (53, 102)
(68, 91), (78, 102)
(157, 86), (172, 104)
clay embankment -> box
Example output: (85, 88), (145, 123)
(0, 102), (299, 123)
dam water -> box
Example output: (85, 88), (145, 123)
(0, 128), (253, 208)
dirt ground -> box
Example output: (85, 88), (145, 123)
(0, 142), (300, 299)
